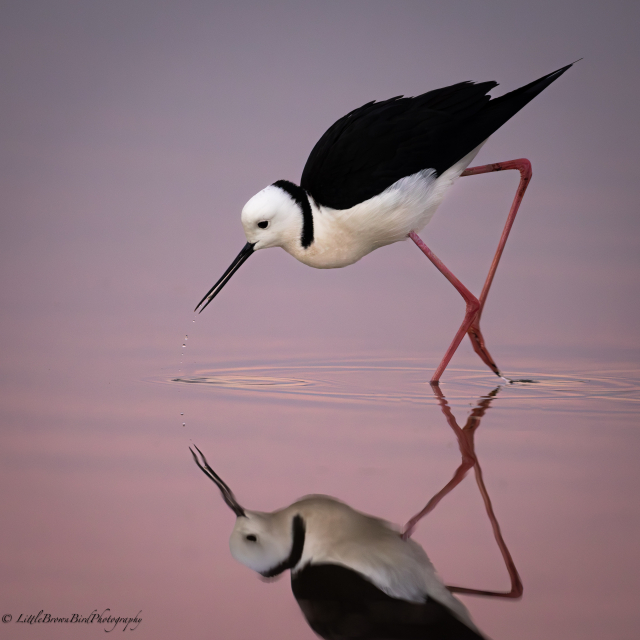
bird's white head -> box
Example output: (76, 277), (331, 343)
(241, 184), (304, 252)
(190, 445), (306, 578)
(194, 180), (313, 313)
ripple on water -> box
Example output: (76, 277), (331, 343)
(168, 360), (640, 409)
(176, 375), (310, 388)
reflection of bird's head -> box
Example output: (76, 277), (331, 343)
(189, 445), (486, 636)
(190, 446), (306, 577)
(230, 508), (305, 578)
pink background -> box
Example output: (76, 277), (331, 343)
(1, 2), (639, 639)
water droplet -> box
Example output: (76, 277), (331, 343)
(182, 422), (186, 427)
(180, 413), (184, 416)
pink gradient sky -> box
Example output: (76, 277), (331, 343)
(1, 2), (639, 639)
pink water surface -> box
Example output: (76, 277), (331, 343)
(2, 2), (640, 639)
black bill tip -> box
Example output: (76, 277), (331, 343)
(195, 242), (255, 313)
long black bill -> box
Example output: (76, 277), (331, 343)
(195, 242), (255, 313)
(189, 445), (246, 518)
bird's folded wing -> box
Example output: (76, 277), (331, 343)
(301, 64), (572, 211)
(300, 81), (496, 210)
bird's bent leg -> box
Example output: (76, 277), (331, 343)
(466, 323), (500, 377)
(409, 231), (481, 384)
(461, 159), (532, 373)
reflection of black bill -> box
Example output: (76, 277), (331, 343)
(189, 445), (246, 518)
(194, 242), (254, 312)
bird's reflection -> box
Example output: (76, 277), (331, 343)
(191, 386), (520, 640)
(293, 386), (521, 639)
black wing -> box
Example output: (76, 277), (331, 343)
(301, 64), (573, 210)
(292, 563), (484, 640)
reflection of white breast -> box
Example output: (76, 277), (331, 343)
(285, 146), (481, 269)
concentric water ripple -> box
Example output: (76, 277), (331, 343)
(169, 359), (640, 408)
(176, 374), (310, 388)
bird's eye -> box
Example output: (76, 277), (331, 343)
(245, 534), (257, 542)
(257, 221), (269, 229)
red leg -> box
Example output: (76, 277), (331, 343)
(461, 159), (532, 372)
(410, 159), (532, 383)
(409, 232), (480, 384)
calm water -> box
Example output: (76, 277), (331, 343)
(3, 343), (639, 639)
(3, 3), (640, 639)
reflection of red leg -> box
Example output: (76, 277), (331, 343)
(401, 389), (480, 539)
(411, 159), (531, 383)
(401, 453), (475, 540)
(402, 387), (494, 539)
(403, 386), (523, 599)
(449, 450), (523, 599)
(462, 159), (532, 372)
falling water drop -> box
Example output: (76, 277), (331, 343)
(179, 331), (191, 427)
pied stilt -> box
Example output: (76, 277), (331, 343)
(195, 64), (574, 382)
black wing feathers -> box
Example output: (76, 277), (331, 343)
(292, 563), (484, 640)
(300, 64), (572, 210)
(301, 86), (488, 210)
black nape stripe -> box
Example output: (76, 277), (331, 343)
(272, 180), (314, 249)
(261, 515), (306, 578)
